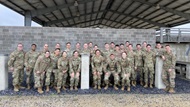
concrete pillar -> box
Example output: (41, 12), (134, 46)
(81, 53), (90, 89)
(155, 56), (166, 89)
(0, 54), (8, 90)
(186, 64), (190, 79)
(24, 11), (31, 26)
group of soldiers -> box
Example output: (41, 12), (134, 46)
(8, 41), (176, 94)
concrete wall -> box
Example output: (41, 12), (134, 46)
(0, 26), (156, 54)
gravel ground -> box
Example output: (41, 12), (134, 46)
(0, 94), (190, 107)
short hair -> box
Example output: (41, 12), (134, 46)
(165, 44), (170, 47)
(115, 44), (120, 47)
(95, 49), (101, 54)
(45, 50), (50, 53)
(146, 44), (151, 47)
(17, 43), (23, 46)
(143, 41), (147, 44)
(88, 42), (93, 44)
(31, 44), (37, 47)
(73, 50), (79, 55)
(110, 42), (115, 44)
(94, 44), (98, 47)
(128, 44), (133, 47)
(125, 41), (129, 43)
(66, 42), (71, 45)
(105, 43), (109, 45)
(76, 42), (80, 45)
(120, 43), (124, 46)
(136, 44), (141, 47)
(62, 51), (67, 55)
(55, 48), (60, 51)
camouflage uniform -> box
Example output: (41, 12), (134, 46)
(45, 53), (60, 87)
(65, 48), (73, 58)
(8, 50), (25, 88)
(91, 55), (104, 87)
(127, 50), (135, 83)
(69, 57), (81, 88)
(57, 57), (69, 89)
(104, 58), (121, 87)
(162, 51), (176, 89)
(143, 50), (155, 87)
(25, 50), (39, 88)
(102, 49), (111, 71)
(114, 50), (121, 61)
(134, 49), (144, 85)
(120, 57), (133, 87)
(34, 55), (51, 88)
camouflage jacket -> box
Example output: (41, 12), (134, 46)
(143, 50), (156, 67)
(25, 50), (39, 69)
(57, 57), (69, 72)
(91, 55), (104, 72)
(162, 51), (176, 69)
(34, 56), (51, 73)
(8, 50), (25, 69)
(134, 50), (144, 67)
(49, 53), (61, 69)
(104, 58), (121, 73)
(127, 50), (135, 66)
(65, 48), (73, 58)
(69, 57), (81, 73)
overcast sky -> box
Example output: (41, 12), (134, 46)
(0, 4), (190, 28)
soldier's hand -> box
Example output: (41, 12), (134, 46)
(106, 72), (109, 75)
(70, 73), (74, 78)
(135, 67), (137, 70)
(37, 71), (40, 74)
(168, 69), (172, 72)
(93, 71), (96, 75)
(76, 72), (80, 77)
(162, 55), (165, 60)
(63, 70), (66, 73)
(10, 67), (14, 72)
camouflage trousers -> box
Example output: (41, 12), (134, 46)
(121, 68), (131, 87)
(34, 72), (45, 88)
(104, 71), (119, 85)
(144, 66), (154, 85)
(45, 69), (59, 86)
(70, 72), (80, 87)
(12, 67), (24, 86)
(161, 68), (176, 88)
(92, 71), (102, 86)
(135, 66), (144, 82)
(25, 68), (34, 85)
(57, 71), (68, 89)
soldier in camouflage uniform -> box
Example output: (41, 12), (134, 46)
(8, 43), (25, 92)
(56, 51), (69, 93)
(24, 44), (39, 89)
(39, 44), (49, 56)
(45, 48), (61, 92)
(82, 43), (91, 54)
(34, 51), (51, 94)
(125, 41), (130, 52)
(75, 42), (81, 54)
(141, 41), (147, 52)
(114, 45), (121, 60)
(110, 42), (115, 52)
(143, 44), (156, 88)
(134, 44), (144, 86)
(104, 54), (121, 90)
(69, 51), (81, 90)
(161, 45), (176, 93)
(127, 44), (136, 86)
(154, 43), (164, 56)
(120, 52), (133, 91)
(88, 42), (93, 54)
(120, 43), (125, 53)
(92, 45), (99, 57)
(65, 42), (73, 58)
(91, 49), (104, 89)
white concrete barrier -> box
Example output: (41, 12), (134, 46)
(81, 53), (90, 89)
(155, 56), (166, 89)
(0, 54), (8, 90)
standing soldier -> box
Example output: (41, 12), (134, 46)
(125, 41), (130, 52)
(120, 43), (125, 53)
(127, 44), (136, 87)
(110, 42), (115, 52)
(82, 43), (91, 53)
(65, 42), (73, 58)
(25, 44), (39, 89)
(91, 49), (104, 90)
(45, 48), (61, 92)
(104, 54), (121, 90)
(8, 43), (25, 92)
(75, 42), (81, 54)
(134, 44), (144, 86)
(56, 51), (69, 93)
(155, 43), (164, 56)
(161, 45), (176, 93)
(88, 42), (93, 54)
(34, 51), (51, 94)
(120, 52), (132, 91)
(69, 51), (81, 90)
(39, 44), (49, 56)
(114, 45), (121, 60)
(143, 44), (156, 88)
(142, 41), (147, 52)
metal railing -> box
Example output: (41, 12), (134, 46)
(156, 27), (190, 43)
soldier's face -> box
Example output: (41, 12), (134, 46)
(126, 42), (129, 47)
(115, 46), (120, 51)
(111, 43), (115, 48)
(88, 43), (93, 47)
(96, 50), (100, 56)
(17, 44), (23, 51)
(55, 50), (60, 56)
(55, 44), (60, 49)
(94, 46), (98, 50)
(44, 44), (48, 50)
(62, 52), (67, 57)
(110, 55), (115, 60)
(76, 43), (80, 49)
(66, 43), (71, 49)
(45, 52), (50, 57)
(83, 44), (88, 49)
(136, 45), (141, 50)
(129, 45), (133, 50)
(156, 44), (161, 49)
(105, 44), (109, 49)
(120, 45), (124, 49)
(165, 46), (171, 52)
(122, 53), (127, 58)
(31, 45), (36, 51)
(147, 46), (151, 51)
(74, 52), (79, 57)
(143, 42), (147, 47)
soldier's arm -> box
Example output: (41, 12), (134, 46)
(77, 58), (81, 72)
(24, 52), (29, 68)
(91, 56), (95, 69)
(8, 52), (16, 68)
(34, 56), (42, 72)
(171, 54), (176, 69)
(117, 60), (121, 74)
(57, 58), (63, 71)
(69, 58), (74, 74)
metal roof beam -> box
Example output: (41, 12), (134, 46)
(110, 10), (166, 27)
(132, 0), (190, 20)
(29, 0), (97, 17)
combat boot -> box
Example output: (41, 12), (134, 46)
(104, 85), (108, 90)
(121, 86), (124, 91)
(140, 81), (143, 86)
(93, 85), (97, 89)
(149, 84), (153, 88)
(144, 83), (148, 88)
(27, 84), (31, 90)
(57, 88), (61, 94)
(114, 85), (118, 90)
(62, 86), (67, 91)
(164, 86), (170, 92)
(133, 81), (136, 87)
(127, 86), (130, 92)
(38, 87), (44, 94)
(131, 81), (135, 87)
(74, 86), (78, 90)
(70, 86), (73, 90)
(14, 85), (19, 92)
(168, 87), (175, 93)
(98, 85), (101, 90)
(46, 86), (50, 92)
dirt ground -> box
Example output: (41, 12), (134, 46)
(0, 94), (190, 107)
